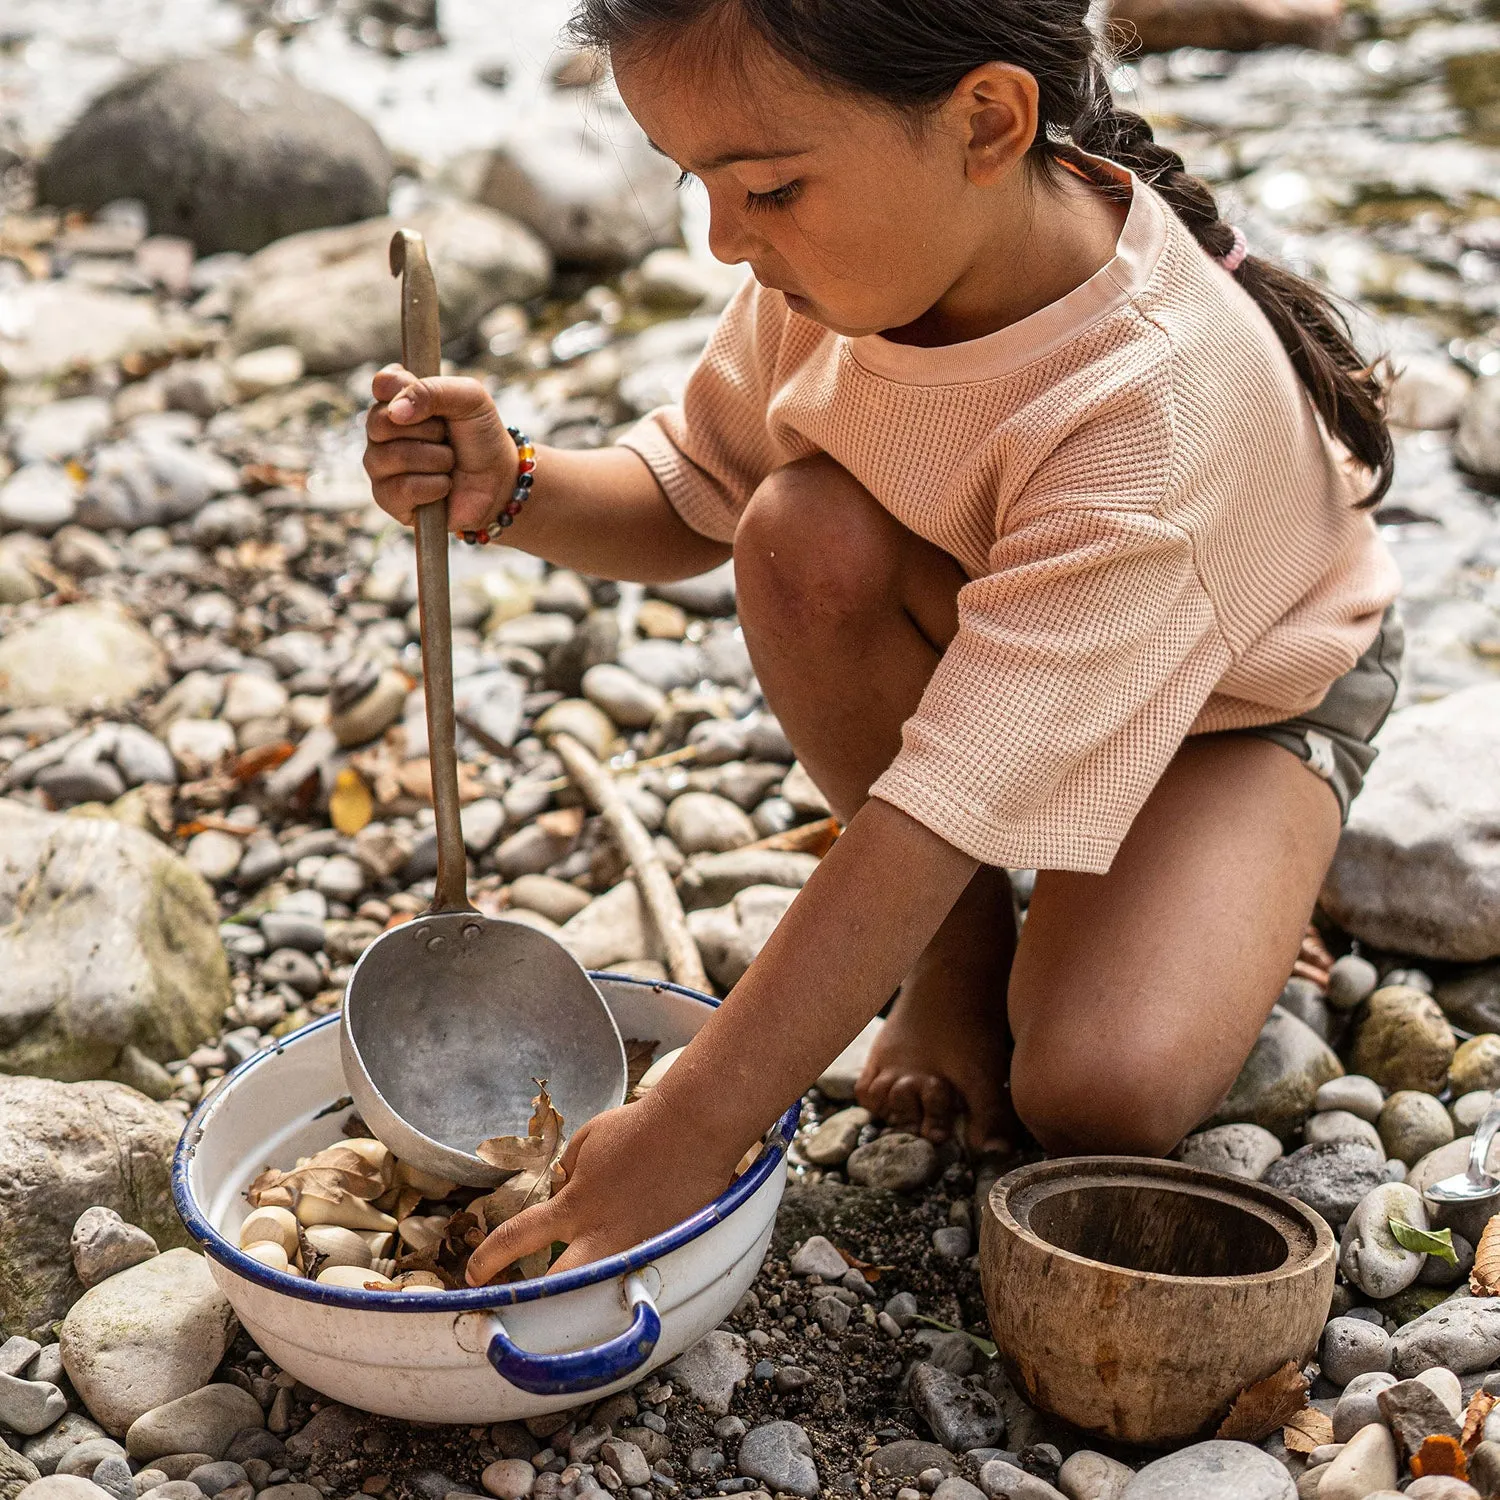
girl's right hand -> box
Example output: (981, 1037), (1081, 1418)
(364, 364), (519, 533)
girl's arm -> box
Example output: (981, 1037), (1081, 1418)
(464, 797), (979, 1281)
(364, 366), (733, 582)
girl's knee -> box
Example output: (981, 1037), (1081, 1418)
(1010, 1050), (1189, 1159)
(734, 456), (900, 624)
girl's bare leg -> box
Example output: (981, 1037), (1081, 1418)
(734, 453), (1345, 1156)
(734, 455), (1017, 1148)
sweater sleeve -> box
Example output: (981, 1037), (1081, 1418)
(869, 499), (1232, 874)
(616, 280), (789, 544)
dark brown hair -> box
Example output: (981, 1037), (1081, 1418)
(568, 0), (1393, 505)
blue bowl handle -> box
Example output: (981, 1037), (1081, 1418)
(486, 1273), (661, 1396)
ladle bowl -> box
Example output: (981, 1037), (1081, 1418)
(981, 1156), (1335, 1446)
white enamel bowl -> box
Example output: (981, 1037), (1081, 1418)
(173, 975), (796, 1422)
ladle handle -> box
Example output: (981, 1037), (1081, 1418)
(390, 230), (472, 915)
(1472, 1099), (1500, 1183)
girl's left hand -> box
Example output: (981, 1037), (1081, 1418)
(464, 1090), (749, 1283)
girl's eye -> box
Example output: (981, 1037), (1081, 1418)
(744, 181), (802, 213)
(675, 169), (693, 189)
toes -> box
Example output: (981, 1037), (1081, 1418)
(918, 1075), (955, 1144)
(884, 1075), (926, 1132)
(856, 1064), (895, 1118)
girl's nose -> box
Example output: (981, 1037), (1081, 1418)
(705, 201), (753, 268)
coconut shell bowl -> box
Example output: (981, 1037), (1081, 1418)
(980, 1156), (1335, 1446)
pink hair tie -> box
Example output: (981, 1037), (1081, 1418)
(1218, 225), (1248, 273)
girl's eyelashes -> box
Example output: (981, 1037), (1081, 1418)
(672, 168), (803, 213)
(744, 181), (802, 213)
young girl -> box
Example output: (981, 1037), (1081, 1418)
(363, 0), (1404, 1281)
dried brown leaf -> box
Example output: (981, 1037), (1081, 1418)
(745, 816), (840, 858)
(1282, 1407), (1333, 1454)
(247, 1144), (385, 1208)
(476, 1083), (564, 1174)
(471, 1167), (558, 1234)
(1411, 1434), (1468, 1480)
(1471, 1215), (1500, 1296)
(1216, 1361), (1309, 1443)
(624, 1038), (659, 1096)
(1463, 1390), (1496, 1451)
(537, 806), (585, 840)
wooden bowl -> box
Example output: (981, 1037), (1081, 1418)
(980, 1156), (1335, 1446)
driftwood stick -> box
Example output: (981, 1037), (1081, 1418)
(551, 732), (711, 993)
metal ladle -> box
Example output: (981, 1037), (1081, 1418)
(1425, 1097), (1500, 1206)
(339, 229), (628, 1188)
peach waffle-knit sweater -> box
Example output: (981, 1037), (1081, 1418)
(619, 155), (1402, 873)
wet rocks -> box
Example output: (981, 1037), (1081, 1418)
(1261, 1141), (1387, 1227)
(40, 59), (392, 255)
(1118, 1440), (1293, 1498)
(230, 201), (551, 374)
(0, 802), (229, 1079)
(124, 1384), (263, 1461)
(60, 1250), (237, 1435)
(70, 1209), (159, 1289)
(1340, 1182), (1429, 1297)
(848, 1133), (938, 1192)
(0, 1077), (189, 1336)
(1210, 1006), (1342, 1140)
(1175, 1122), (1283, 1179)
(1352, 987), (1458, 1095)
(1323, 686), (1500, 961)
(735, 1421), (818, 1499)
(0, 605), (165, 714)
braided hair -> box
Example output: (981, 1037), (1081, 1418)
(570, 0), (1393, 506)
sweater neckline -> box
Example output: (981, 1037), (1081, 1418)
(845, 153), (1169, 386)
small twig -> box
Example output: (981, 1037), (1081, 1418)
(538, 742), (699, 794)
(550, 732), (710, 993)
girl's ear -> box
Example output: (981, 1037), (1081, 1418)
(946, 61), (1039, 187)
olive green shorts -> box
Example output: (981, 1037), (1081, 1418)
(1224, 605), (1404, 821)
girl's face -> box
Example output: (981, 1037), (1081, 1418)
(612, 26), (1033, 339)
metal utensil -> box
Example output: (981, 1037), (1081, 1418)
(339, 229), (628, 1188)
(1425, 1098), (1500, 1204)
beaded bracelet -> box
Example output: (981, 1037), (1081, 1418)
(459, 426), (536, 545)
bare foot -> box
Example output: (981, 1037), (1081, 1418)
(856, 866), (1020, 1150)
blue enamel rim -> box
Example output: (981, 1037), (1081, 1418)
(171, 974), (799, 1313)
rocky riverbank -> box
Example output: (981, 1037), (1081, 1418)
(2, 0), (1500, 1496)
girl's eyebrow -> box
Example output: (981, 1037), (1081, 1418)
(646, 138), (812, 171)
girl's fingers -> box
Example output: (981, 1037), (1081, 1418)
(367, 407), (448, 444)
(385, 376), (502, 429)
(465, 1197), (570, 1287)
(371, 473), (450, 524)
(363, 438), (454, 480)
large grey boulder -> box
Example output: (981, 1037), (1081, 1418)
(467, 93), (679, 267)
(1322, 685), (1500, 960)
(39, 59), (392, 255)
(0, 605), (165, 715)
(0, 1076), (191, 1337)
(0, 802), (229, 1080)
(229, 199), (551, 373)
